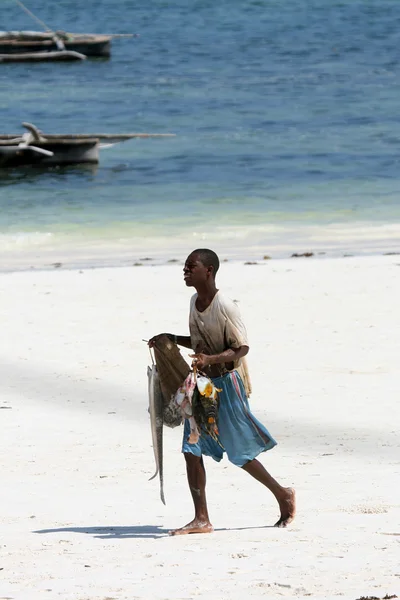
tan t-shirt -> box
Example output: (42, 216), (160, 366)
(189, 291), (252, 397)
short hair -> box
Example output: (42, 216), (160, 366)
(191, 248), (220, 275)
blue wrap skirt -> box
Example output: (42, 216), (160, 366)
(182, 370), (277, 467)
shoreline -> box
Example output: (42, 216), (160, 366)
(1, 245), (399, 274)
(1, 249), (399, 274)
(1, 219), (399, 273)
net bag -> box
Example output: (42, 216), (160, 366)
(153, 334), (191, 428)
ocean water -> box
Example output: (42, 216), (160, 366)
(1, 0), (400, 270)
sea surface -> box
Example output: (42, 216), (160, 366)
(1, 0), (400, 270)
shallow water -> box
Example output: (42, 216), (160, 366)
(1, 0), (400, 269)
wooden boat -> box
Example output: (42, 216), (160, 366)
(0, 31), (131, 57)
(0, 49), (85, 62)
(0, 122), (175, 168)
(0, 138), (99, 167)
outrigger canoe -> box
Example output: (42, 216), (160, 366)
(0, 122), (175, 168)
(0, 31), (134, 57)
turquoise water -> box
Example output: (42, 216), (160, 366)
(1, 0), (400, 269)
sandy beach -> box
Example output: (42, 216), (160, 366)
(1, 255), (399, 600)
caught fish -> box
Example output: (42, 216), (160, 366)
(147, 364), (165, 505)
(174, 371), (201, 443)
(173, 369), (222, 443)
(193, 372), (222, 440)
(196, 374), (221, 401)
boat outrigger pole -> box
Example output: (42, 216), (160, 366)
(13, 0), (66, 50)
(14, 0), (53, 32)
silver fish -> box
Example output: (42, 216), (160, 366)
(147, 364), (165, 505)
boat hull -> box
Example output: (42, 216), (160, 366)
(0, 36), (111, 57)
(0, 140), (99, 167)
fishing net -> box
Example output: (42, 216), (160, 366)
(153, 334), (191, 428)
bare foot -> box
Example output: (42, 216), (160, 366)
(274, 487), (296, 528)
(169, 519), (214, 536)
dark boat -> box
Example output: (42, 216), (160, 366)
(0, 31), (125, 57)
(0, 138), (99, 167)
(0, 122), (175, 168)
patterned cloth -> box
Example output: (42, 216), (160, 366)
(182, 370), (276, 467)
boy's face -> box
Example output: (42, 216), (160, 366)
(183, 253), (212, 287)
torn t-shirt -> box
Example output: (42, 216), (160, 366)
(189, 291), (252, 397)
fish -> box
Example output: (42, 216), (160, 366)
(174, 371), (201, 444)
(147, 364), (166, 505)
(192, 373), (222, 441)
(196, 374), (221, 401)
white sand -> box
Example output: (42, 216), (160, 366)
(1, 255), (399, 600)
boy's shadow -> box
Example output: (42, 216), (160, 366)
(34, 525), (169, 539)
(34, 524), (274, 540)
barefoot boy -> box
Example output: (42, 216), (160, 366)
(149, 248), (295, 534)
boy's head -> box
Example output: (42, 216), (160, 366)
(183, 248), (220, 287)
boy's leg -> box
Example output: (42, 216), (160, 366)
(241, 458), (296, 527)
(169, 453), (213, 535)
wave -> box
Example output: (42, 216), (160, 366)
(0, 232), (54, 251)
(0, 220), (399, 273)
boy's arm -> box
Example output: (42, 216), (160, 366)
(175, 335), (192, 349)
(190, 345), (249, 370)
(148, 333), (192, 349)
